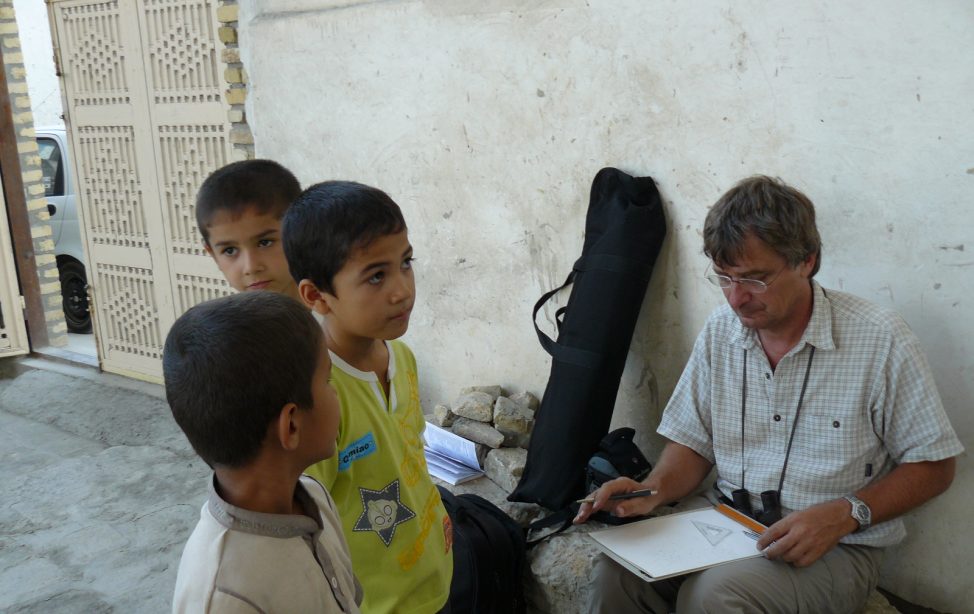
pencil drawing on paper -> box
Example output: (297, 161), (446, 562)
(691, 520), (732, 546)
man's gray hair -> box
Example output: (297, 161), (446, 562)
(703, 175), (822, 277)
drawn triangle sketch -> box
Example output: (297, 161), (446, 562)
(691, 520), (732, 546)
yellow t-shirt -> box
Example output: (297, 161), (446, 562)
(305, 340), (452, 614)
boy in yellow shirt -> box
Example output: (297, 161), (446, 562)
(283, 181), (454, 613)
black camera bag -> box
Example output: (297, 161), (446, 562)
(509, 167), (666, 510)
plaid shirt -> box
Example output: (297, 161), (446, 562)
(659, 281), (963, 547)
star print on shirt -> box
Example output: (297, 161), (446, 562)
(353, 479), (416, 547)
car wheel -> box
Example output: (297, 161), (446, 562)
(58, 259), (92, 334)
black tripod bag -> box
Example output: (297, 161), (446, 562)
(508, 167), (666, 510)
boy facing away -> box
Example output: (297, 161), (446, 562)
(283, 182), (455, 613)
(164, 291), (362, 613)
(196, 159), (301, 299)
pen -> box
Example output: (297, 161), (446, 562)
(575, 488), (658, 505)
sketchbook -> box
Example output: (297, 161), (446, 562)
(588, 506), (765, 581)
(423, 422), (485, 485)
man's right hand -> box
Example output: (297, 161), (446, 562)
(573, 476), (661, 524)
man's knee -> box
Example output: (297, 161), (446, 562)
(677, 558), (798, 613)
(589, 556), (672, 614)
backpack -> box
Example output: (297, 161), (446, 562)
(509, 168), (666, 510)
(438, 487), (527, 614)
(585, 427), (652, 495)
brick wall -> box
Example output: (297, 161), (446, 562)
(0, 0), (67, 347)
(218, 1), (253, 161)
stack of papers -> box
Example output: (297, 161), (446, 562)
(423, 422), (484, 485)
(589, 506), (764, 581)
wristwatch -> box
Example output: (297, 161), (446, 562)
(843, 495), (872, 532)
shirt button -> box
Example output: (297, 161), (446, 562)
(833, 420), (840, 428)
(331, 577), (338, 588)
(773, 414), (781, 422)
(765, 373), (771, 380)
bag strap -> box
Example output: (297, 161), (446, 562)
(524, 504), (580, 548)
(531, 253), (655, 368)
(531, 271), (601, 369)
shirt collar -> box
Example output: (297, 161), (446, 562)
(206, 474), (322, 538)
(729, 280), (835, 352)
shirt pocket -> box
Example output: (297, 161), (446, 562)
(792, 409), (879, 496)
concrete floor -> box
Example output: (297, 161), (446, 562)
(0, 358), (208, 613)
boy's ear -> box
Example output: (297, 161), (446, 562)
(298, 279), (332, 315)
(202, 240), (214, 258)
(276, 402), (301, 452)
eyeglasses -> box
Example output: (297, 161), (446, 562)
(705, 265), (786, 294)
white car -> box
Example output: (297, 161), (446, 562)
(36, 126), (90, 333)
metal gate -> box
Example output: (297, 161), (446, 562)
(0, 172), (30, 358)
(50, 0), (234, 381)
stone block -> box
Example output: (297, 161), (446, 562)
(452, 417), (504, 449)
(228, 126), (253, 145)
(494, 396), (534, 448)
(224, 66), (243, 83)
(30, 224), (51, 239)
(221, 47), (240, 63)
(225, 87), (247, 105)
(17, 138), (38, 153)
(217, 26), (237, 44)
(484, 447), (527, 493)
(460, 385), (505, 400)
(216, 4), (239, 23)
(452, 391), (493, 422)
(430, 404), (455, 427)
(510, 391), (540, 411)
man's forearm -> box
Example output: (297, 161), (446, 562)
(645, 440), (714, 503)
(856, 457), (956, 525)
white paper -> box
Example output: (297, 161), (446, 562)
(589, 507), (763, 581)
(423, 422), (484, 484)
(423, 422), (482, 469)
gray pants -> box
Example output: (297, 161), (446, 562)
(590, 543), (883, 614)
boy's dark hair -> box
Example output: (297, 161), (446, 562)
(703, 175), (822, 277)
(163, 292), (322, 468)
(195, 159), (301, 243)
(283, 180), (407, 294)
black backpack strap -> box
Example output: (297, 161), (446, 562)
(525, 504), (580, 548)
(532, 271), (601, 369)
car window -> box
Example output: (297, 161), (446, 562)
(37, 137), (65, 197)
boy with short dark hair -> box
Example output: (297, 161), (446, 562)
(283, 181), (454, 613)
(165, 291), (362, 613)
(196, 159), (301, 299)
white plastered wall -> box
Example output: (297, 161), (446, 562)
(13, 0), (63, 128)
(239, 1), (972, 608)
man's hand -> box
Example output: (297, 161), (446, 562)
(573, 477), (662, 524)
(756, 498), (858, 567)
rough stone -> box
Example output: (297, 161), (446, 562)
(459, 385), (505, 401)
(452, 391), (494, 422)
(493, 396), (534, 448)
(509, 391), (540, 412)
(452, 417), (504, 449)
(484, 447), (527, 493)
(431, 403), (455, 427)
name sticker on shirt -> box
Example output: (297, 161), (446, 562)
(338, 432), (377, 471)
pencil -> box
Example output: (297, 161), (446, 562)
(575, 488), (658, 505)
